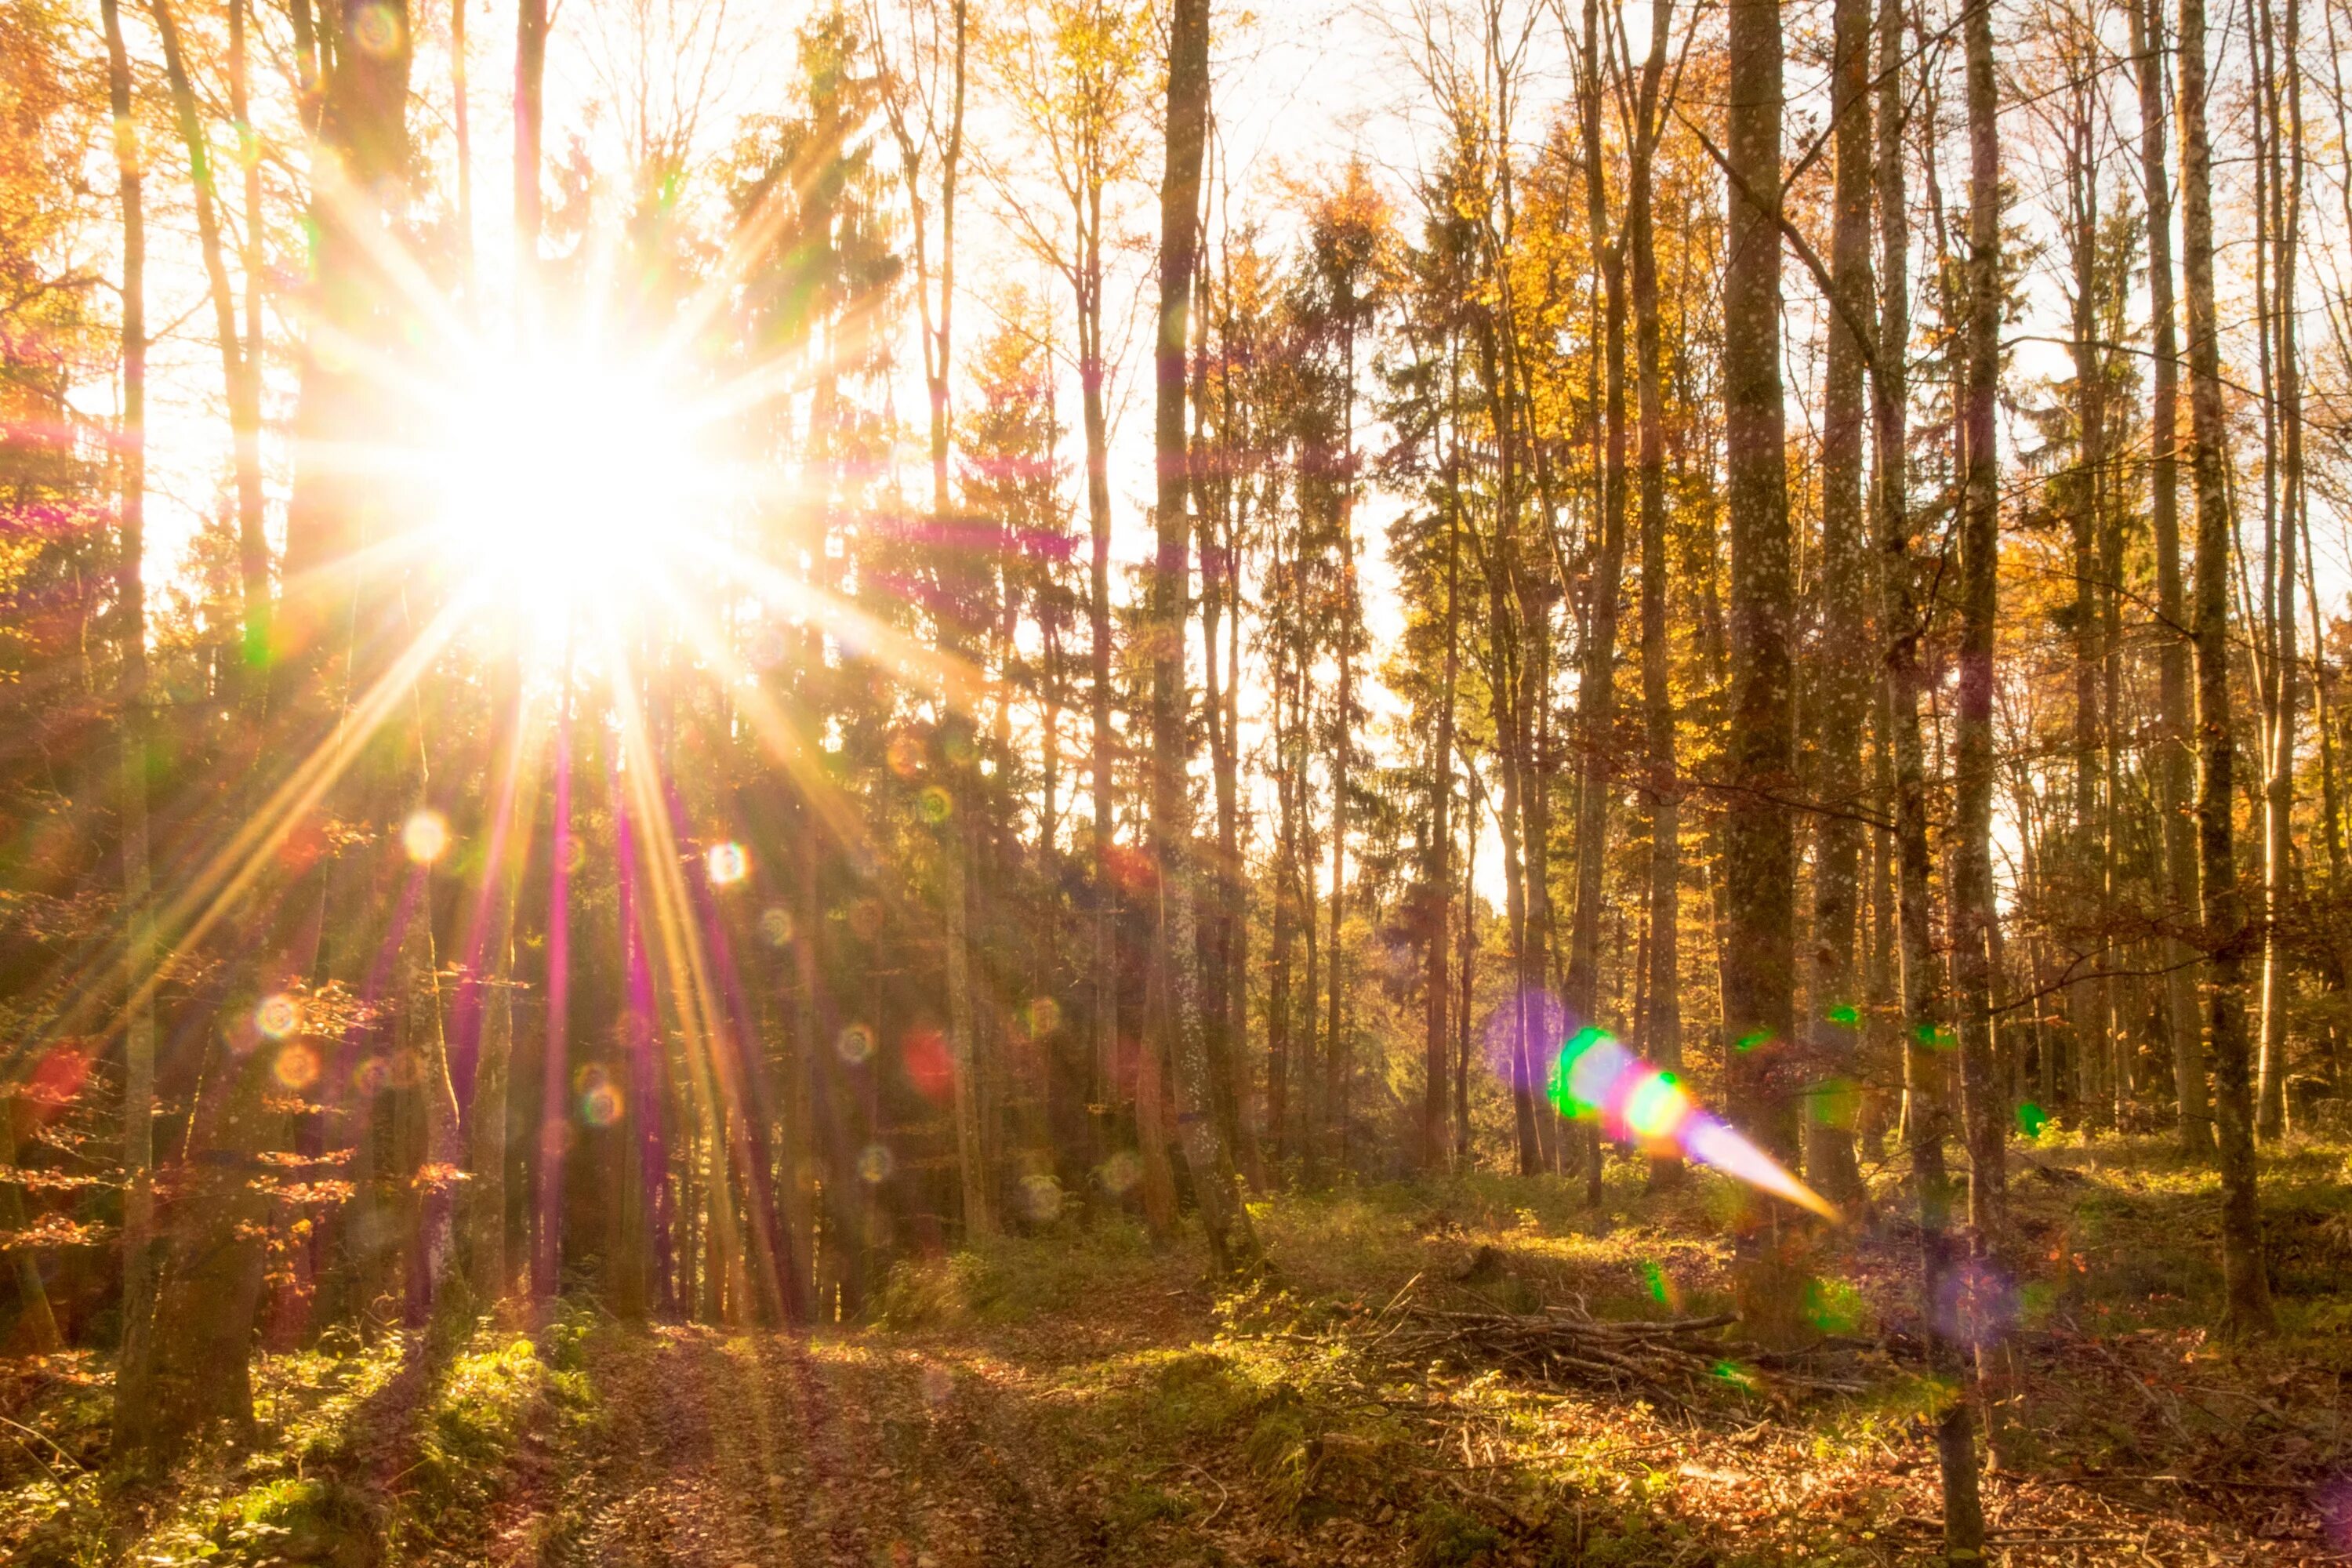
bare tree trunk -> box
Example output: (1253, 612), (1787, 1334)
(1876, 5), (1983, 1550)
(2063, 64), (2111, 1129)
(515, 0), (545, 279)
(1425, 368), (1461, 1173)
(1722, 0), (1805, 1345)
(100, 0), (157, 1408)
(2180, 0), (2275, 1335)
(2256, 0), (2304, 1142)
(2133, 0), (2212, 1157)
(1628, 0), (1679, 1191)
(1152, 0), (1255, 1272)
(1566, 0), (1628, 1073)
(1806, 0), (1873, 1208)
(1954, 0), (2007, 1256)
(1268, 638), (1298, 1170)
(227, 0), (271, 691)
(1327, 538), (1353, 1181)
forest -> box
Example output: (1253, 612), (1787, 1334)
(1, 0), (2350, 1560)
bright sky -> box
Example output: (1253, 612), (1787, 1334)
(89, 0), (2352, 909)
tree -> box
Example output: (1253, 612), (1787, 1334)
(1804, 0), (1875, 1210)
(1721, 0), (1801, 1338)
(1149, 0), (1256, 1274)
(2177, 0), (2274, 1336)
(2130, 0), (2209, 1158)
(1878, 0), (1984, 1552)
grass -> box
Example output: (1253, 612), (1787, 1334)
(0, 1303), (592, 1567)
(3, 1138), (2345, 1564)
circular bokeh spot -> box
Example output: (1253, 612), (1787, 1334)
(856, 1143), (895, 1184)
(349, 1), (402, 56)
(274, 1042), (321, 1091)
(254, 993), (301, 1040)
(706, 840), (749, 886)
(1020, 1173), (1064, 1224)
(1097, 1149), (1141, 1196)
(837, 1023), (876, 1065)
(403, 808), (451, 865)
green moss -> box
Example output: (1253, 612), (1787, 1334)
(1411, 1499), (1501, 1566)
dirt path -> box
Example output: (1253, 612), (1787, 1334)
(491, 1326), (1111, 1568)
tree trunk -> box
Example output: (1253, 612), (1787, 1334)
(1723, 0), (1805, 1345)
(2179, 0), (2275, 1334)
(1152, 0), (1256, 1273)
(1424, 364), (1461, 1173)
(1628, 0), (1679, 1190)
(227, 0), (271, 692)
(2256, 0), (2304, 1143)
(1954, 0), (2007, 1255)
(99, 0), (157, 1417)
(1876, 2), (1984, 1548)
(2133, 0), (2212, 1157)
(1806, 0), (1873, 1209)
(515, 0), (546, 278)
(1566, 0), (1628, 1057)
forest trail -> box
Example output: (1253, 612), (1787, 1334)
(459, 1158), (2345, 1568)
(5, 1156), (2343, 1566)
(492, 1323), (1112, 1567)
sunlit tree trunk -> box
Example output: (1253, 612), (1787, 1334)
(1806, 0), (1873, 1209)
(1628, 0), (1679, 1192)
(2256, 0), (2304, 1143)
(99, 0), (156, 1414)
(1150, 0), (1255, 1272)
(1875, 4), (1983, 1550)
(227, 0), (272, 691)
(1566, 0), (1628, 1080)
(1722, 0), (1802, 1341)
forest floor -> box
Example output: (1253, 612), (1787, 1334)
(3, 1136), (2350, 1566)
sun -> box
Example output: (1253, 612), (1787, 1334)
(426, 344), (717, 642)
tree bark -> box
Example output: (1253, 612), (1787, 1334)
(99, 0), (158, 1424)
(1152, 0), (1256, 1272)
(1806, 0), (1873, 1208)
(1424, 357), (1461, 1174)
(1722, 0), (1804, 1344)
(1954, 0), (2007, 1254)
(1566, 0), (1628, 1059)
(2133, 0), (2212, 1157)
(2179, 0), (2275, 1334)
(1875, 4), (1984, 1550)
(2256, 0), (2303, 1143)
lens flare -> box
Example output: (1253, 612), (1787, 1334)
(273, 1043), (321, 1091)
(1546, 1026), (1839, 1222)
(705, 840), (748, 886)
(254, 993), (301, 1040)
(575, 1065), (624, 1127)
(403, 808), (452, 864)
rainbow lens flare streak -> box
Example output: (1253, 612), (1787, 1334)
(1547, 1027), (1840, 1222)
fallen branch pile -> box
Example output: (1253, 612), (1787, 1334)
(1354, 1280), (1871, 1403)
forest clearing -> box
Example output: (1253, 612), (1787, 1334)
(4, 1149), (2348, 1564)
(9, 0), (2352, 1559)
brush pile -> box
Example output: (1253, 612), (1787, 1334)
(1356, 1280), (1871, 1403)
